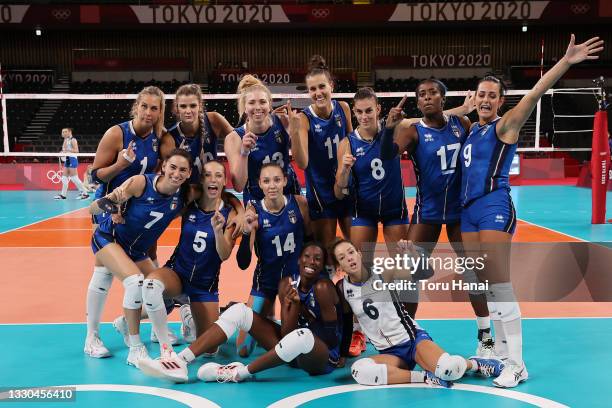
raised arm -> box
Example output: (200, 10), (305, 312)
(223, 130), (251, 192)
(92, 126), (134, 183)
(381, 96), (418, 159)
(89, 174), (146, 215)
(498, 34), (604, 144)
(212, 209), (236, 261)
(334, 138), (354, 200)
(443, 90), (475, 118)
(287, 102), (310, 170)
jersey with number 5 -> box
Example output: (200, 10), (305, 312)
(342, 274), (421, 351)
(97, 120), (160, 198)
(410, 115), (466, 223)
(253, 195), (304, 284)
(103, 174), (183, 259)
(167, 201), (231, 289)
(349, 126), (406, 219)
(460, 117), (516, 207)
(303, 100), (348, 208)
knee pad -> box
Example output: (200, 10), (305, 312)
(462, 268), (485, 296)
(274, 328), (315, 363)
(88, 266), (113, 294)
(435, 353), (467, 381)
(490, 282), (521, 322)
(351, 358), (388, 386)
(215, 303), (253, 339)
(142, 279), (165, 313)
(487, 301), (500, 321)
(122, 273), (144, 310)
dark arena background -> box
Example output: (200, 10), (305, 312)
(0, 1), (611, 407)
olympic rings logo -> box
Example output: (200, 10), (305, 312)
(311, 8), (330, 19)
(47, 169), (63, 184)
(570, 3), (590, 14)
(52, 9), (71, 20)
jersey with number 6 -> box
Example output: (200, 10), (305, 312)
(167, 201), (231, 290)
(234, 115), (299, 204)
(98, 174), (183, 259)
(96, 120), (159, 199)
(342, 273), (421, 351)
(349, 126), (407, 219)
(303, 100), (348, 209)
(253, 195), (304, 287)
(460, 117), (516, 207)
(410, 115), (466, 223)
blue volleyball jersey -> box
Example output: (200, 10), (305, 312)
(95, 120), (159, 199)
(297, 279), (342, 357)
(98, 174), (183, 259)
(461, 118), (517, 206)
(349, 126), (407, 219)
(302, 100), (348, 208)
(167, 115), (218, 183)
(410, 115), (466, 222)
(235, 115), (299, 203)
(253, 195), (305, 289)
(167, 201), (232, 290)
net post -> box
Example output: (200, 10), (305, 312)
(0, 62), (9, 156)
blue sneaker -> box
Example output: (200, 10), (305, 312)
(470, 357), (505, 377)
(424, 371), (453, 388)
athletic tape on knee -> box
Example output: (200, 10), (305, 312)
(351, 358), (388, 386)
(435, 353), (467, 381)
(462, 268), (485, 295)
(88, 266), (113, 294)
(274, 328), (315, 363)
(142, 279), (165, 313)
(490, 282), (521, 322)
(122, 273), (144, 309)
(215, 303), (253, 339)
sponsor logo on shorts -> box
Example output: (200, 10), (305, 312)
(495, 214), (505, 223)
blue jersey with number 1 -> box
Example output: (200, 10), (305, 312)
(410, 115), (466, 223)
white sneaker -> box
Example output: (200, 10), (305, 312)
(179, 304), (197, 343)
(151, 326), (181, 346)
(139, 344), (188, 383)
(84, 334), (111, 358)
(476, 337), (496, 358)
(127, 343), (151, 368)
(53, 194), (66, 200)
(493, 363), (528, 388)
(112, 316), (130, 347)
(197, 361), (246, 383)
(76, 193), (89, 200)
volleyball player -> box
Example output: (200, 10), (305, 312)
(460, 35), (603, 387)
(234, 162), (311, 357)
(331, 238), (504, 388)
(139, 243), (342, 383)
(86, 149), (193, 367)
(224, 75), (300, 206)
(53, 127), (89, 200)
(379, 79), (493, 356)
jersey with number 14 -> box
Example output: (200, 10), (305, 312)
(410, 115), (466, 223)
(96, 120), (159, 198)
(254, 195), (304, 283)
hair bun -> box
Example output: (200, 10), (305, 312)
(237, 74), (263, 93)
(308, 55), (328, 72)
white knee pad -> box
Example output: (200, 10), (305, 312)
(462, 268), (485, 295)
(487, 301), (500, 321)
(351, 358), (388, 386)
(490, 282), (521, 322)
(142, 279), (165, 313)
(435, 353), (467, 381)
(215, 303), (254, 339)
(122, 273), (144, 310)
(88, 266), (113, 294)
(274, 328), (315, 362)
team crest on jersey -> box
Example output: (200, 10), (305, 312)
(288, 210), (297, 224)
(274, 130), (282, 144)
(451, 124), (461, 138)
(424, 133), (434, 142)
(188, 214), (196, 222)
(152, 138), (158, 152)
(170, 197), (179, 210)
(314, 124), (322, 133)
(263, 218), (271, 228)
(346, 288), (354, 298)
(355, 147), (365, 157)
(335, 114), (342, 128)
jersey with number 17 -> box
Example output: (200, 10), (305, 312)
(97, 120), (159, 197)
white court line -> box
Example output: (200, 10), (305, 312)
(0, 206), (87, 235)
(2, 317), (610, 326)
(517, 218), (587, 242)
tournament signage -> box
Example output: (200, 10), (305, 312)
(3, 70), (54, 86)
(389, 1), (549, 22)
